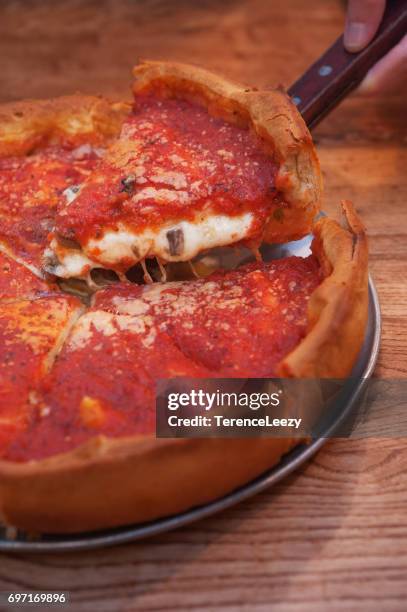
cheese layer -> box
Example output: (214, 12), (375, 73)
(48, 212), (254, 278)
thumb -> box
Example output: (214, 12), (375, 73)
(344, 0), (386, 53)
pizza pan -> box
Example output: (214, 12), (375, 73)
(0, 235), (381, 553)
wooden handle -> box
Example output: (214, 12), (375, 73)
(288, 0), (407, 129)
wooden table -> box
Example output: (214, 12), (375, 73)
(0, 1), (406, 609)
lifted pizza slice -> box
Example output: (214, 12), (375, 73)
(46, 61), (321, 280)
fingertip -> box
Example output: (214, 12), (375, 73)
(344, 0), (386, 53)
(344, 22), (370, 53)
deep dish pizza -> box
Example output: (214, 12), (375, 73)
(0, 62), (368, 534)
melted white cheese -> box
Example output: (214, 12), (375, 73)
(49, 212), (254, 279)
(44, 246), (95, 278)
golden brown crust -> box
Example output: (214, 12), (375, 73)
(0, 203), (368, 534)
(279, 201), (369, 377)
(0, 437), (296, 534)
(0, 94), (130, 157)
(133, 60), (322, 242)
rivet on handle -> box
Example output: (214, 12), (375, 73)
(318, 65), (333, 76)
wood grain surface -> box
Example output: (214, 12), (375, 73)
(0, 1), (406, 610)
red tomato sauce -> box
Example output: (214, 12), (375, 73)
(0, 144), (102, 268)
(2, 255), (322, 462)
(96, 255), (323, 377)
(0, 251), (55, 301)
(56, 96), (280, 244)
(0, 295), (80, 460)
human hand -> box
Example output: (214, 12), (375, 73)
(344, 0), (407, 94)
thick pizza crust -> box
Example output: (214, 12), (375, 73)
(0, 94), (130, 157)
(0, 203), (368, 534)
(279, 201), (369, 377)
(0, 437), (296, 534)
(133, 60), (322, 242)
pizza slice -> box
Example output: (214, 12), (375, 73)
(0, 95), (129, 273)
(0, 255), (79, 457)
(0, 294), (83, 460)
(46, 61), (322, 281)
